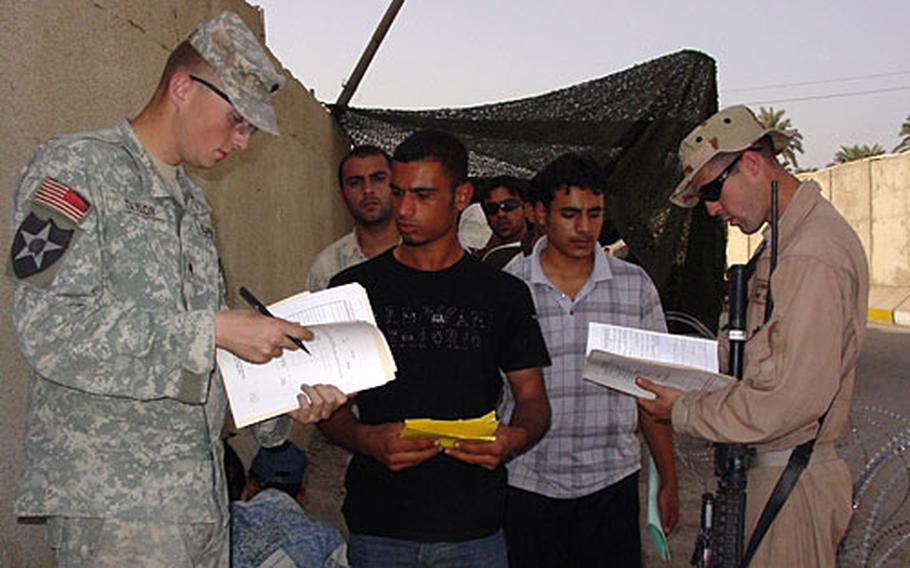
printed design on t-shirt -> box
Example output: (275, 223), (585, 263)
(381, 303), (490, 351)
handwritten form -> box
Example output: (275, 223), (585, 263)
(583, 323), (732, 400)
(217, 283), (396, 428)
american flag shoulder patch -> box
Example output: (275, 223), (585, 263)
(33, 177), (91, 224)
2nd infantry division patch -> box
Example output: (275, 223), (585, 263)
(10, 177), (90, 282)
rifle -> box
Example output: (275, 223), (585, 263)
(691, 265), (754, 567)
(692, 180), (780, 567)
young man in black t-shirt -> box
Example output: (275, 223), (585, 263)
(320, 130), (551, 567)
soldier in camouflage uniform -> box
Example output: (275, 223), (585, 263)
(638, 106), (868, 565)
(9, 11), (346, 567)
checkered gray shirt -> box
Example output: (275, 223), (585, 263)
(501, 237), (666, 498)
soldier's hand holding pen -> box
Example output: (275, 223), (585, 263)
(214, 309), (313, 363)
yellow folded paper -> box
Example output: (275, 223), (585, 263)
(401, 411), (499, 448)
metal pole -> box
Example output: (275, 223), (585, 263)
(335, 0), (405, 109)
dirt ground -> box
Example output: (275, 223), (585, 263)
(300, 323), (910, 566)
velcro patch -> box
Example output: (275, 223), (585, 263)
(10, 213), (74, 279)
(33, 177), (91, 224)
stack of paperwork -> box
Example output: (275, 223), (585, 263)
(582, 322), (734, 562)
(217, 283), (396, 428)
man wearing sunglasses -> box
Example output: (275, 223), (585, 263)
(637, 105), (868, 565)
(9, 11), (346, 566)
(478, 176), (534, 269)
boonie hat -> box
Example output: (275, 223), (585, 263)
(670, 105), (794, 208)
(250, 442), (308, 485)
(187, 11), (285, 136)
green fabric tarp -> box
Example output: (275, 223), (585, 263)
(333, 49), (725, 334)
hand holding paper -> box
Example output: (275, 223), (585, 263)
(582, 322), (723, 562)
(636, 377), (683, 421)
(367, 422), (441, 472)
(214, 308), (313, 363)
(217, 283), (397, 428)
(286, 384), (349, 425)
(446, 424), (529, 471)
(400, 411), (534, 470)
(582, 323), (732, 400)
(400, 411), (498, 447)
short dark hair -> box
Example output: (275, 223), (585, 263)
(155, 41), (210, 98)
(337, 144), (392, 189)
(753, 135), (777, 162)
(530, 153), (607, 207)
(475, 175), (530, 203)
(393, 130), (468, 187)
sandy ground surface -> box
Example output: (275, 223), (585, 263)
(301, 323), (910, 566)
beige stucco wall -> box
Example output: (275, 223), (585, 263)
(726, 152), (910, 288)
(0, 1), (351, 565)
(868, 154), (910, 285)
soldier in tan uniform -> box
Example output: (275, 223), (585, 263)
(637, 105), (868, 566)
(9, 11), (345, 567)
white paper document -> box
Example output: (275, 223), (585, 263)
(582, 322), (732, 399)
(217, 283), (396, 428)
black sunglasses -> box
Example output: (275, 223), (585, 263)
(697, 153), (744, 202)
(482, 198), (522, 215)
(190, 75), (257, 137)
(190, 75), (233, 105)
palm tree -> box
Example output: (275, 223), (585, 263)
(833, 144), (886, 164)
(757, 107), (804, 170)
(894, 114), (910, 153)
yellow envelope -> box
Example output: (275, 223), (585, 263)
(401, 411), (499, 448)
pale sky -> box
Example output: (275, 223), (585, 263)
(253, 1), (909, 169)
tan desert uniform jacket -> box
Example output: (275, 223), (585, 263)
(673, 180), (868, 565)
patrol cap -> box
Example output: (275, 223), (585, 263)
(250, 442), (308, 485)
(187, 11), (286, 136)
(670, 105), (794, 208)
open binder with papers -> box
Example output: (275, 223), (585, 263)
(581, 322), (733, 561)
(582, 322), (732, 399)
(217, 283), (396, 428)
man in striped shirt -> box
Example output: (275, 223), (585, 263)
(501, 153), (678, 567)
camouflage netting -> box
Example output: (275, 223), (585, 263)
(332, 50), (726, 333)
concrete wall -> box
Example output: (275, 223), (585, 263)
(0, 1), (351, 565)
(726, 152), (910, 287)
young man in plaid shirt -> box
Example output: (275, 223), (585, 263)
(501, 153), (678, 567)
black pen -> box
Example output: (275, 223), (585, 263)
(239, 286), (312, 356)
